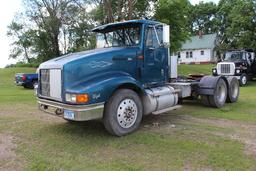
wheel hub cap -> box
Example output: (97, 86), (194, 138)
(242, 76), (247, 84)
(217, 84), (226, 103)
(117, 99), (138, 128)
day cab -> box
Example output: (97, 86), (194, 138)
(212, 49), (256, 86)
(37, 20), (240, 136)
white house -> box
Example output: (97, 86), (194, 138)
(174, 33), (218, 64)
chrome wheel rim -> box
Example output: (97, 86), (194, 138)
(117, 99), (138, 128)
(232, 82), (239, 98)
(242, 76), (247, 85)
(216, 83), (226, 103)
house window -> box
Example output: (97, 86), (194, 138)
(178, 52), (181, 59)
(201, 50), (204, 55)
(190, 51), (193, 58)
(186, 52), (189, 58)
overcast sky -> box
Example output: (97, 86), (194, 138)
(0, 0), (219, 68)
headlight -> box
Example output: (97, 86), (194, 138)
(213, 69), (217, 74)
(66, 93), (89, 103)
(236, 69), (241, 74)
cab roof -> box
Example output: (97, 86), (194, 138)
(92, 19), (163, 33)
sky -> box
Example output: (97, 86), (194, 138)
(0, 0), (220, 68)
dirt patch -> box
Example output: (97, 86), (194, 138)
(143, 114), (256, 158)
(0, 133), (22, 171)
(178, 116), (256, 158)
(186, 116), (256, 156)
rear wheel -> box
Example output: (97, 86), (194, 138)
(240, 74), (248, 86)
(227, 77), (240, 103)
(103, 89), (143, 136)
(208, 78), (227, 108)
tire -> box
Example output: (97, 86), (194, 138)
(23, 84), (30, 89)
(208, 78), (227, 108)
(103, 89), (143, 136)
(201, 95), (210, 107)
(226, 77), (240, 103)
(240, 74), (248, 86)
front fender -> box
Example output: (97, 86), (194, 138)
(65, 71), (144, 104)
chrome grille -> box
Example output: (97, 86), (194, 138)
(217, 62), (235, 75)
(220, 64), (231, 74)
(40, 69), (62, 100)
(40, 69), (50, 97)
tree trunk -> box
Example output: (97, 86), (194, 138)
(24, 47), (30, 63)
(103, 0), (114, 23)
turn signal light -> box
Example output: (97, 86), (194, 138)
(76, 94), (89, 103)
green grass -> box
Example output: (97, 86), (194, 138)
(178, 63), (215, 75)
(0, 66), (256, 171)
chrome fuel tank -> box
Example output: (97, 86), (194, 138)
(143, 86), (178, 115)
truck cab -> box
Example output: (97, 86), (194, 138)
(212, 50), (256, 86)
(37, 20), (240, 136)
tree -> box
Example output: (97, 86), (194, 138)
(217, 0), (256, 51)
(90, 0), (155, 24)
(189, 2), (219, 35)
(7, 21), (33, 63)
(155, 0), (191, 52)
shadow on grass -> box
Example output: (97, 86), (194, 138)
(38, 111), (184, 142)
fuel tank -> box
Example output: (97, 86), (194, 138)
(143, 86), (178, 115)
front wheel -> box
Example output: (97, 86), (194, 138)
(103, 89), (143, 136)
(240, 74), (248, 86)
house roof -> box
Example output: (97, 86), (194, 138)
(181, 33), (217, 50)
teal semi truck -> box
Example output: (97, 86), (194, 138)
(37, 20), (240, 136)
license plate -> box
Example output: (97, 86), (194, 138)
(64, 110), (75, 120)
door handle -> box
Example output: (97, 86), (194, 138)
(149, 47), (155, 51)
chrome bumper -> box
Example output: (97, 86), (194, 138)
(224, 76), (241, 80)
(38, 98), (104, 121)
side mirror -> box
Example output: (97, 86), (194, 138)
(163, 25), (170, 47)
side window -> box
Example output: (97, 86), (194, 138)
(155, 25), (163, 45)
(178, 52), (181, 58)
(146, 26), (159, 48)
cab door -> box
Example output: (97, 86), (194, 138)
(142, 25), (168, 86)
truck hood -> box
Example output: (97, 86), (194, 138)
(39, 47), (132, 69)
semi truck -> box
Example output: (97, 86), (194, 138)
(212, 49), (256, 86)
(37, 20), (240, 136)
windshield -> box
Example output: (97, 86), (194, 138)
(224, 52), (246, 61)
(96, 26), (141, 48)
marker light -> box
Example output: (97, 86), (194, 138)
(76, 94), (89, 103)
(66, 93), (89, 103)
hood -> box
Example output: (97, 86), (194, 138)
(39, 47), (132, 69)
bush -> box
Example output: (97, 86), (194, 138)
(5, 62), (40, 68)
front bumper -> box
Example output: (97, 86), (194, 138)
(221, 75), (241, 80)
(38, 98), (104, 121)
